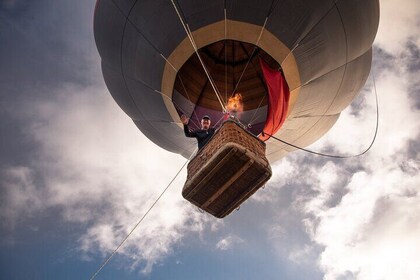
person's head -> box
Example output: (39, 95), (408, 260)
(201, 115), (211, 130)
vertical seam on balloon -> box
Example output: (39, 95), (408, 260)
(267, 1), (350, 152)
(288, 2), (349, 150)
(110, 0), (177, 72)
(324, 1), (349, 115)
(110, 0), (143, 122)
(267, 49), (372, 159)
(280, 1), (339, 93)
(290, 1), (338, 54)
(112, 0), (187, 151)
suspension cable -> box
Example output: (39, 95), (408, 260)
(185, 24), (226, 113)
(246, 44), (295, 127)
(224, 6), (228, 105)
(272, 0), (349, 145)
(231, 0), (279, 97)
(230, 19), (267, 96)
(248, 95), (266, 126)
(278, 43), (300, 70)
(112, 0), (205, 129)
(178, 75), (202, 129)
(248, 0), (356, 138)
(122, 77), (194, 128)
(130, 79), (199, 129)
(170, 0), (226, 112)
(232, 0), (337, 97)
(213, 114), (227, 128)
(185, 23), (223, 100)
(89, 150), (197, 280)
(111, 0), (178, 74)
(263, 71), (379, 159)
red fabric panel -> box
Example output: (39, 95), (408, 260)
(259, 58), (290, 141)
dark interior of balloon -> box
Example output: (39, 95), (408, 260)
(172, 40), (284, 136)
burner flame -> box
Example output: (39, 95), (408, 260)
(226, 93), (244, 114)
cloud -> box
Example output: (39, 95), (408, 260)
(375, 0), (420, 54)
(292, 36), (420, 279)
(0, 83), (216, 273)
(258, 3), (420, 276)
(0, 2), (220, 274)
(0, 166), (42, 233)
(251, 157), (298, 203)
(309, 47), (419, 162)
(1, 1), (419, 279)
(216, 234), (244, 251)
(307, 167), (420, 280)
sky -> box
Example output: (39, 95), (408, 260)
(0, 0), (419, 279)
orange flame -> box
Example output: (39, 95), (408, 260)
(226, 93), (244, 113)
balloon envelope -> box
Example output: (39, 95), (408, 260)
(94, 0), (379, 161)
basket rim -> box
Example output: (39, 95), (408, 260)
(218, 120), (265, 143)
(195, 119), (265, 153)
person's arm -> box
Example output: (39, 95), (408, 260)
(181, 115), (197, 137)
(184, 124), (197, 137)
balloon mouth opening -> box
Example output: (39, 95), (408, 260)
(172, 39), (282, 135)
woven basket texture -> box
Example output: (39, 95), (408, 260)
(183, 121), (272, 218)
(187, 121), (267, 180)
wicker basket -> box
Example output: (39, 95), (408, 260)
(183, 120), (272, 218)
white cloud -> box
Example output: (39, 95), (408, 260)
(252, 157), (297, 203)
(216, 234), (244, 251)
(1, 1), (419, 278)
(0, 83), (216, 273)
(281, 3), (420, 276)
(310, 167), (420, 280)
(295, 41), (420, 279)
(288, 244), (317, 264)
(309, 67), (419, 161)
(375, 0), (420, 54)
(302, 161), (344, 214)
(0, 166), (42, 232)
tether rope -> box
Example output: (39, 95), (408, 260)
(89, 150), (197, 280)
(263, 71), (379, 159)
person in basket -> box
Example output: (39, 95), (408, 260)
(181, 115), (215, 149)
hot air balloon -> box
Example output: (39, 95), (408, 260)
(94, 0), (380, 217)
